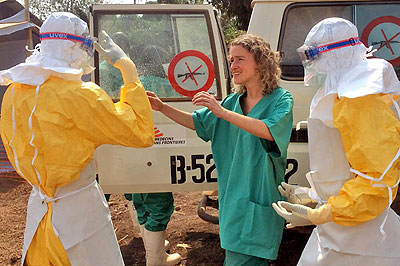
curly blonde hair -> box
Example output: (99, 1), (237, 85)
(229, 34), (281, 95)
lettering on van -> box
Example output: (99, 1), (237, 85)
(171, 156), (298, 184)
(155, 137), (186, 145)
(153, 125), (186, 147)
(170, 154), (217, 184)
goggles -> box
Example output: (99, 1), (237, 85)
(297, 37), (362, 66)
(40, 32), (97, 57)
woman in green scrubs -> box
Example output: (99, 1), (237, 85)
(147, 33), (293, 265)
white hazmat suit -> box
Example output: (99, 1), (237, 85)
(273, 18), (400, 265)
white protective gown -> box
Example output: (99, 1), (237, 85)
(298, 89), (400, 265)
(297, 18), (400, 265)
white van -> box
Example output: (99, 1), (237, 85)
(91, 0), (400, 200)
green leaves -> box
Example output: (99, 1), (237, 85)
(29, 0), (105, 23)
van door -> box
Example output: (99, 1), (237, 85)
(90, 4), (229, 193)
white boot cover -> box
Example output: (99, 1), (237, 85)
(140, 224), (170, 251)
(142, 228), (181, 266)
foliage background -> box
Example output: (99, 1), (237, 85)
(26, 0), (252, 42)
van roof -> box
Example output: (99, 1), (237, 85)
(252, 0), (374, 5)
(251, 0), (381, 9)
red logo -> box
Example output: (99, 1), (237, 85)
(154, 127), (163, 138)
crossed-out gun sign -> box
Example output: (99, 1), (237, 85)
(371, 30), (400, 55)
(177, 72), (205, 79)
(177, 62), (205, 86)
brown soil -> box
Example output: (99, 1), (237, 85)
(6, 174), (380, 266)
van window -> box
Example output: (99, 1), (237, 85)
(95, 12), (218, 100)
(279, 2), (400, 80)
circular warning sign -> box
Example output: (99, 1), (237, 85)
(168, 50), (215, 97)
(361, 16), (400, 66)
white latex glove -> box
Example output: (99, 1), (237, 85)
(272, 201), (313, 229)
(94, 30), (128, 66)
(274, 201), (333, 227)
(278, 182), (313, 205)
(94, 30), (138, 88)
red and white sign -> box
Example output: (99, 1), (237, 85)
(361, 16), (400, 66)
(168, 50), (215, 97)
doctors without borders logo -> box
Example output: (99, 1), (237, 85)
(153, 125), (186, 147)
(154, 127), (163, 138)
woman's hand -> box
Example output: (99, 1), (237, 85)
(146, 91), (165, 111)
(192, 91), (273, 140)
(146, 91), (195, 129)
(192, 91), (226, 118)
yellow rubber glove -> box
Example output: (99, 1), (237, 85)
(278, 182), (314, 205)
(272, 201), (314, 228)
(276, 201), (333, 226)
(308, 204), (332, 225)
(93, 30), (138, 85)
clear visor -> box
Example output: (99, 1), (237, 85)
(81, 33), (97, 57)
(296, 44), (319, 67)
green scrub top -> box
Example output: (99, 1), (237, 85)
(192, 88), (293, 260)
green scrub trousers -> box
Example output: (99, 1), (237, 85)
(131, 192), (174, 231)
(104, 193), (174, 232)
(224, 250), (269, 266)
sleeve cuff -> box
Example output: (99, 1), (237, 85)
(307, 204), (333, 225)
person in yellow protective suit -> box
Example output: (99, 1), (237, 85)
(0, 12), (154, 266)
(272, 17), (400, 265)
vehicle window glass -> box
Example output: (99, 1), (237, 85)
(280, 2), (400, 80)
(279, 5), (352, 79)
(97, 13), (217, 100)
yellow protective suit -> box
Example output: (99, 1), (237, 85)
(329, 93), (400, 226)
(0, 77), (154, 265)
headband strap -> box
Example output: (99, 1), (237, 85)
(40, 32), (87, 43)
(306, 37), (362, 59)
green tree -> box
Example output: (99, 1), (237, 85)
(29, 0), (104, 23)
(207, 0), (252, 31)
(145, 0), (249, 43)
(222, 16), (245, 43)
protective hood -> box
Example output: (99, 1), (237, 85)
(0, 12), (94, 86)
(304, 17), (400, 98)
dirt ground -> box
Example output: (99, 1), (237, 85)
(0, 175), (321, 266)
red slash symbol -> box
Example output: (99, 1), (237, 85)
(181, 62), (203, 86)
(377, 29), (400, 55)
